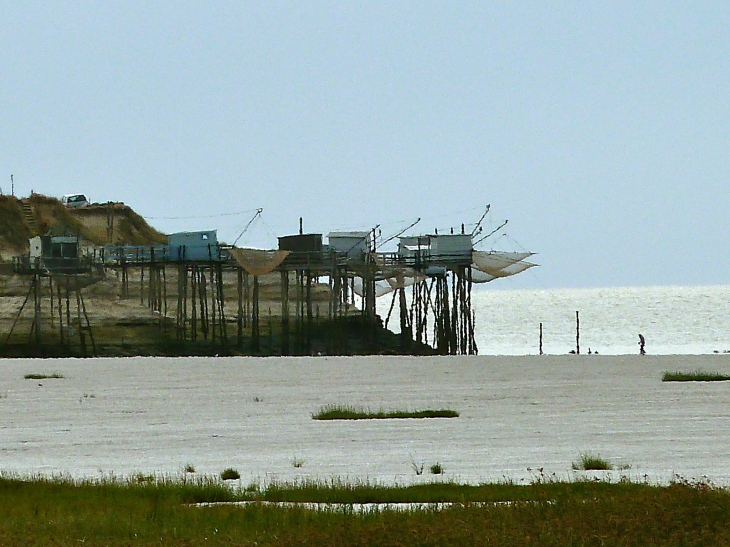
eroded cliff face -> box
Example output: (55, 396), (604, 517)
(0, 193), (166, 261)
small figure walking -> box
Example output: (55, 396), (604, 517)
(638, 333), (646, 355)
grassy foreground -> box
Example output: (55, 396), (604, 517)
(312, 404), (459, 420)
(1, 475), (730, 546)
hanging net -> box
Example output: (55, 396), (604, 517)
(471, 250), (537, 282)
(229, 248), (290, 276)
(351, 267), (426, 298)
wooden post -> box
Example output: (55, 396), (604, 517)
(296, 270), (304, 352)
(190, 266), (197, 340)
(148, 248), (155, 311)
(251, 275), (260, 352)
(176, 264), (185, 340)
(140, 266), (144, 306)
(306, 270), (312, 354)
(57, 282), (64, 345)
(65, 279), (71, 351)
(237, 268), (244, 349)
(243, 272), (249, 328)
(281, 270), (290, 355)
(79, 290), (96, 356)
(216, 262), (227, 352)
(539, 322), (543, 355)
(211, 267), (217, 345)
(576, 311), (580, 355)
(399, 284), (410, 351)
(121, 256), (128, 299)
(48, 277), (54, 330)
(76, 289), (86, 356)
(162, 265), (167, 329)
(32, 274), (41, 346)
(199, 268), (209, 340)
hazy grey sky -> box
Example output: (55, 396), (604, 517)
(2, 2), (728, 289)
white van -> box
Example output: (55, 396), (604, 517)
(61, 194), (89, 208)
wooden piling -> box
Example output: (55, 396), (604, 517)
(237, 268), (244, 349)
(281, 270), (290, 355)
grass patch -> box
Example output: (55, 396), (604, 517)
(312, 404), (459, 420)
(430, 462), (444, 475)
(23, 373), (64, 380)
(220, 468), (240, 481)
(1, 475), (729, 545)
(662, 370), (730, 382)
(572, 453), (613, 471)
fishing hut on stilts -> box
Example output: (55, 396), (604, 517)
(5, 234), (104, 356)
(3, 204), (536, 357)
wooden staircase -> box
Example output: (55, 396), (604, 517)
(21, 199), (39, 236)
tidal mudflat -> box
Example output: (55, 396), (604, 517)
(2, 354), (729, 485)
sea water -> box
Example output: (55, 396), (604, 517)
(380, 284), (730, 356)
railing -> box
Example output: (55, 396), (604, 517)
(12, 246), (475, 276)
(13, 254), (100, 275)
(99, 245), (170, 265)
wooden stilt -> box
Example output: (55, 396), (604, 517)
(251, 275), (260, 352)
(237, 268), (244, 349)
(281, 270), (290, 355)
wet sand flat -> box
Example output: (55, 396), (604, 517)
(1, 354), (729, 484)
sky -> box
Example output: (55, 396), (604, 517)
(1, 2), (729, 290)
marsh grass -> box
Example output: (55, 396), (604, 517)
(220, 468), (240, 481)
(430, 462), (444, 475)
(312, 404), (459, 420)
(1, 474), (729, 545)
(572, 453), (613, 471)
(410, 457), (425, 476)
(24, 373), (64, 380)
(247, 476), (631, 505)
(0, 474), (730, 547)
(662, 370), (730, 382)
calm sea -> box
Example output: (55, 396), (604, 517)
(380, 284), (730, 356)
(473, 284), (730, 356)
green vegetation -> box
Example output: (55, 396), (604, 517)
(220, 468), (240, 481)
(1, 474), (729, 546)
(312, 404), (459, 420)
(0, 193), (165, 265)
(663, 370), (730, 382)
(23, 373), (64, 380)
(0, 195), (31, 250)
(572, 453), (613, 471)
(430, 462), (444, 475)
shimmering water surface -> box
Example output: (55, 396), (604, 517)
(381, 285), (730, 355)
